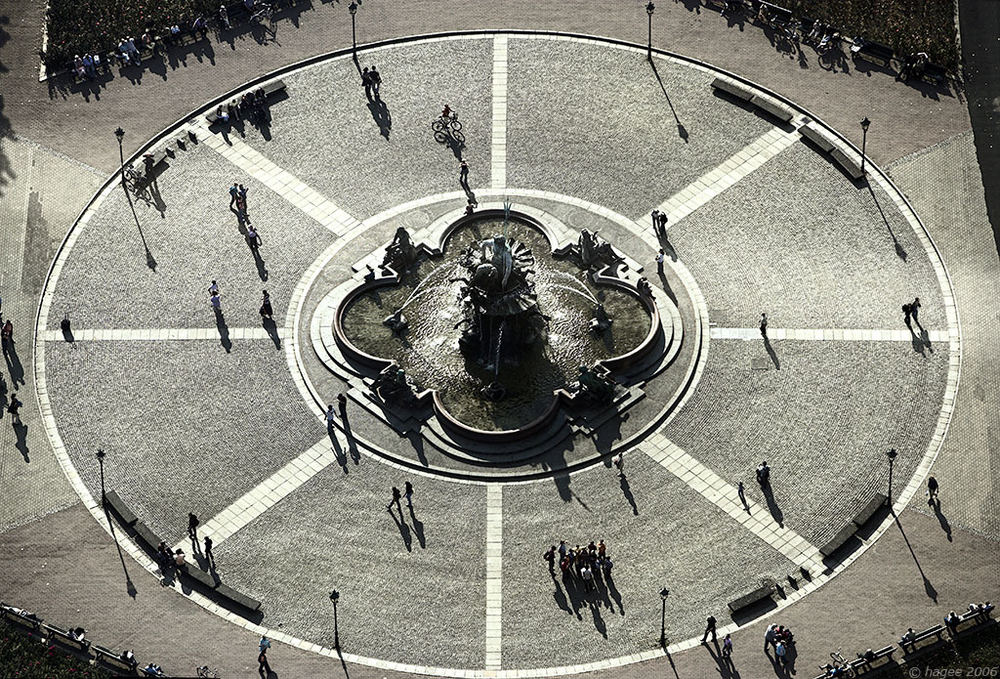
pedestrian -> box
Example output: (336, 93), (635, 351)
(259, 635), (271, 653)
(7, 393), (22, 424)
(544, 545), (556, 573)
(756, 461), (771, 488)
(325, 404), (336, 427)
(580, 564), (594, 591)
(597, 539), (606, 557)
(722, 633), (733, 660)
(602, 555), (613, 576)
(246, 225), (262, 251)
(404, 480), (414, 508)
(361, 66), (372, 99)
(459, 159), (469, 185)
(188, 512), (199, 540)
(260, 290), (273, 319)
(764, 623), (777, 651)
(613, 453), (624, 476)
(738, 481), (749, 511)
(229, 181), (239, 208)
(1, 319), (13, 355)
(558, 540), (567, 560)
(651, 210), (662, 238)
(209, 280), (219, 296)
(702, 615), (717, 644)
(337, 393), (348, 418)
(210, 292), (222, 311)
(370, 65), (382, 98)
(927, 476), (939, 504)
(902, 302), (912, 327)
(775, 640), (787, 666)
(658, 211), (668, 235)
(387, 486), (401, 511)
(760, 312), (768, 338)
(911, 297), (922, 325)
(237, 184), (249, 218)
(258, 648), (271, 676)
(204, 535), (214, 562)
(173, 548), (186, 568)
(656, 249), (665, 275)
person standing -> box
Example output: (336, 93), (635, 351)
(260, 290), (273, 319)
(722, 633), (733, 662)
(404, 481), (414, 508)
(613, 453), (624, 476)
(258, 648), (271, 677)
(459, 159), (469, 185)
(204, 535), (214, 563)
(927, 476), (939, 504)
(209, 280), (219, 296)
(656, 249), (665, 276)
(229, 181), (239, 208)
(370, 65), (382, 98)
(738, 481), (749, 512)
(1, 318), (13, 356)
(701, 615), (717, 644)
(658, 211), (668, 236)
(775, 640), (787, 667)
(7, 393), (23, 424)
(756, 461), (771, 488)
(188, 513), (200, 540)
(902, 301), (913, 327)
(259, 636), (271, 653)
(387, 486), (402, 512)
(580, 563), (594, 592)
(910, 297), (922, 326)
(764, 623), (777, 652)
(361, 67), (372, 99)
(760, 312), (768, 338)
(557, 540), (568, 561)
(544, 545), (556, 573)
(210, 291), (222, 311)
(651, 210), (662, 239)
(337, 393), (348, 419)
(246, 225), (262, 251)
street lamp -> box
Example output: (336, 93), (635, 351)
(329, 589), (340, 649)
(96, 448), (107, 504)
(886, 448), (897, 506)
(348, 2), (358, 59)
(114, 127), (126, 188)
(860, 117), (871, 178)
(659, 587), (669, 648)
(646, 2), (656, 61)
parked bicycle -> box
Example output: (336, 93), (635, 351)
(196, 665), (221, 678)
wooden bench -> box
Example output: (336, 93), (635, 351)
(852, 493), (887, 527)
(830, 147), (864, 180)
(104, 489), (138, 526)
(850, 645), (894, 674)
(727, 582), (775, 613)
(852, 40), (895, 68)
(951, 608), (995, 638)
(711, 77), (754, 101)
(132, 520), (164, 556)
(819, 522), (857, 557)
(94, 643), (137, 672)
(899, 623), (947, 655)
(215, 583), (262, 613)
(42, 622), (91, 652)
(749, 94), (795, 123)
(799, 122), (835, 153)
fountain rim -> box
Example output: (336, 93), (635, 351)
(332, 206), (665, 441)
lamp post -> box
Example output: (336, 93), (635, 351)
(646, 2), (656, 61)
(348, 2), (358, 60)
(659, 587), (669, 648)
(114, 127), (126, 188)
(860, 117), (871, 177)
(329, 590), (340, 649)
(96, 448), (107, 504)
(886, 448), (897, 507)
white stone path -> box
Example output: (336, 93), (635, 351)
(484, 484), (503, 671)
(40, 327), (285, 342)
(711, 327), (948, 342)
(640, 432), (825, 574)
(639, 118), (804, 228)
(490, 36), (509, 190)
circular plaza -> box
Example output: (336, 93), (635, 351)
(32, 32), (958, 676)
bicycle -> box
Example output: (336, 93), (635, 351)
(431, 113), (465, 145)
(251, 2), (276, 28)
(196, 665), (220, 678)
(122, 164), (144, 191)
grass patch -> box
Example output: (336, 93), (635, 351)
(0, 618), (112, 679)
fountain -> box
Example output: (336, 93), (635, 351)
(335, 207), (662, 434)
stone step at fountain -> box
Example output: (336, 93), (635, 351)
(347, 385), (429, 435)
(620, 297), (684, 383)
(565, 385), (646, 436)
(311, 283), (368, 381)
(419, 411), (578, 467)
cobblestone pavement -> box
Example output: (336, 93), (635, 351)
(0, 2), (996, 678)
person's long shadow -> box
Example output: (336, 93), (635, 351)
(387, 506), (412, 551)
(367, 98), (391, 140)
(619, 473), (639, 515)
(893, 511), (938, 602)
(13, 421), (29, 462)
(761, 484), (784, 527)
(656, 271), (679, 305)
(408, 505), (426, 549)
(341, 414), (360, 464)
(251, 247), (269, 282)
(649, 60), (689, 142)
(659, 234), (679, 262)
(262, 316), (281, 349)
(932, 499), (952, 541)
(604, 571), (625, 615)
(329, 426), (348, 473)
(589, 600), (608, 639)
(214, 308), (232, 353)
(405, 429), (428, 466)
(763, 337), (781, 370)
(551, 576), (573, 615)
(4, 341), (25, 385)
(867, 184), (908, 261)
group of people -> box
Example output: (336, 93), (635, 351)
(764, 623), (794, 668)
(544, 540), (613, 591)
(361, 65), (383, 100)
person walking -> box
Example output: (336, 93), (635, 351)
(209, 280), (219, 296)
(655, 249), (665, 275)
(210, 291), (222, 311)
(361, 66), (372, 99)
(259, 290), (273, 319)
(258, 648), (271, 677)
(651, 210), (662, 239)
(459, 159), (469, 185)
(902, 301), (913, 327)
(387, 486), (402, 512)
(910, 297), (922, 326)
(7, 393), (23, 424)
(325, 404), (337, 428)
(544, 545), (556, 573)
(259, 636), (271, 653)
(658, 211), (668, 236)
(738, 481), (749, 512)
(404, 480), (414, 508)
(701, 615), (717, 644)
(756, 461), (771, 488)
(722, 633), (733, 662)
(927, 476), (939, 504)
(764, 623), (777, 652)
(237, 184), (249, 220)
(760, 312), (768, 338)
(370, 65), (382, 98)
(229, 181), (239, 208)
(337, 393), (348, 418)
(246, 225), (262, 252)
(188, 513), (200, 540)
(204, 535), (214, 563)
(1, 319), (13, 357)
(613, 453), (624, 476)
